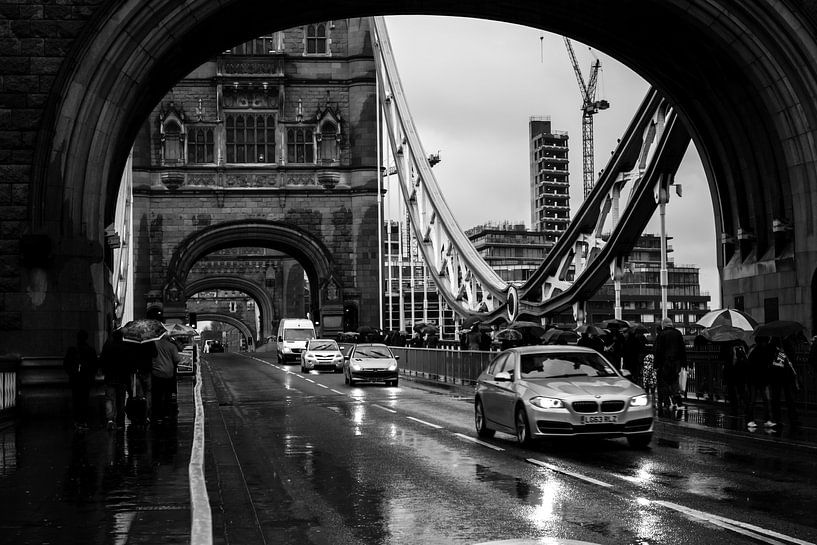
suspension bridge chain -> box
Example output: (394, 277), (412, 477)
(372, 17), (691, 324)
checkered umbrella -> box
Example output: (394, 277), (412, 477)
(695, 309), (758, 331)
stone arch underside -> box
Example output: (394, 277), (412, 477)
(165, 220), (334, 326)
(185, 276), (275, 340)
(197, 313), (254, 343)
(29, 0), (817, 341)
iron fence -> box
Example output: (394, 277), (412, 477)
(0, 356), (19, 423)
(393, 345), (817, 410)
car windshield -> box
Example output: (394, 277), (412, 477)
(309, 341), (338, 351)
(520, 352), (618, 379)
(285, 328), (314, 341)
(354, 346), (393, 359)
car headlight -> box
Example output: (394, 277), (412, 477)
(529, 397), (565, 409)
(350, 363), (362, 371)
(333, 355), (343, 362)
(387, 362), (397, 371)
(629, 394), (649, 407)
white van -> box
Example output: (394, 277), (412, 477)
(276, 318), (317, 363)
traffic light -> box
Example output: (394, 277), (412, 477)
(189, 312), (197, 329)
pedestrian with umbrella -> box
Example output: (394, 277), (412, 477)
(653, 318), (687, 411)
(622, 326), (648, 384)
(118, 318), (163, 425)
(575, 324), (607, 354)
(745, 335), (774, 430)
(99, 329), (133, 430)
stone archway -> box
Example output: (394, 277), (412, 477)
(4, 1), (817, 355)
(186, 276), (276, 340)
(196, 313), (255, 346)
(163, 220), (339, 334)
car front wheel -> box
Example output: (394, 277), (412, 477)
(474, 399), (495, 438)
(515, 406), (533, 446)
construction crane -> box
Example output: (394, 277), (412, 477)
(563, 37), (610, 197)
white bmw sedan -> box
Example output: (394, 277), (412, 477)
(474, 345), (653, 448)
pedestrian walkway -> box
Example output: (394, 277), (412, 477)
(0, 368), (815, 545)
(0, 376), (196, 544)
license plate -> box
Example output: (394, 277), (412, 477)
(581, 415), (618, 424)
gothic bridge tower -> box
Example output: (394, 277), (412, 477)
(130, 18), (377, 337)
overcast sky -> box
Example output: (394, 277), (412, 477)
(384, 16), (721, 307)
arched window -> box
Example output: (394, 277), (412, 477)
(305, 23), (328, 54)
(163, 121), (182, 164)
(188, 127), (214, 163)
(319, 121), (338, 163)
(287, 128), (314, 164)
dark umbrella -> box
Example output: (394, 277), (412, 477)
(542, 328), (579, 345)
(600, 318), (629, 330)
(494, 328), (523, 341)
(461, 315), (483, 329)
(754, 320), (805, 339)
(357, 325), (376, 335)
(413, 322), (439, 335)
(507, 321), (547, 337)
(575, 324), (609, 337)
(119, 318), (167, 344)
(700, 324), (754, 344)
(624, 322), (650, 336)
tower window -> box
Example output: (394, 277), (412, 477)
(188, 127), (214, 164)
(226, 113), (276, 163)
(305, 23), (328, 55)
(287, 128), (314, 163)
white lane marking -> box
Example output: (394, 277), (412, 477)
(189, 362), (213, 545)
(317, 383), (329, 389)
(372, 404), (397, 414)
(526, 458), (614, 489)
(654, 500), (815, 545)
(305, 378), (315, 383)
(407, 416), (443, 429)
(454, 432), (505, 451)
(330, 389), (345, 395)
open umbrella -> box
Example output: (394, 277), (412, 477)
(542, 328), (579, 345)
(600, 318), (629, 330)
(164, 322), (198, 337)
(507, 321), (547, 342)
(414, 323), (439, 335)
(357, 325), (376, 335)
(575, 324), (609, 337)
(461, 315), (483, 329)
(696, 308), (758, 331)
(494, 328), (523, 341)
(754, 320), (805, 339)
(119, 318), (167, 344)
(625, 322), (650, 336)
(699, 324), (754, 344)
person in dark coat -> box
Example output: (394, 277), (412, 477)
(720, 340), (749, 417)
(63, 329), (98, 430)
(622, 330), (647, 384)
(99, 329), (133, 430)
(577, 332), (605, 354)
(466, 326), (482, 351)
(767, 337), (800, 429)
(745, 336), (773, 429)
(653, 318), (687, 410)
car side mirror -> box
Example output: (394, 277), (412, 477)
(495, 371), (512, 382)
(394, 355), (400, 360)
(621, 368), (632, 378)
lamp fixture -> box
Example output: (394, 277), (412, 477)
(296, 98), (303, 124)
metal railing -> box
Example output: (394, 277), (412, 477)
(393, 345), (817, 410)
(0, 356), (19, 424)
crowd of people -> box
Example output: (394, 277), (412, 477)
(63, 325), (183, 431)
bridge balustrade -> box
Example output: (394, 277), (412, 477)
(0, 356), (19, 426)
(393, 345), (816, 411)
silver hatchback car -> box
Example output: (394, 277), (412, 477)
(300, 339), (344, 373)
(474, 345), (653, 448)
(343, 343), (399, 386)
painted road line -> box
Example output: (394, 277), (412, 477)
(407, 416), (444, 429)
(453, 432), (505, 451)
(330, 389), (345, 395)
(189, 362), (213, 545)
(305, 378), (315, 383)
(654, 501), (815, 545)
(317, 383), (329, 389)
(526, 458), (614, 489)
(373, 404), (397, 414)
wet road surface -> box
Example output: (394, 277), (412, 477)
(203, 352), (817, 545)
